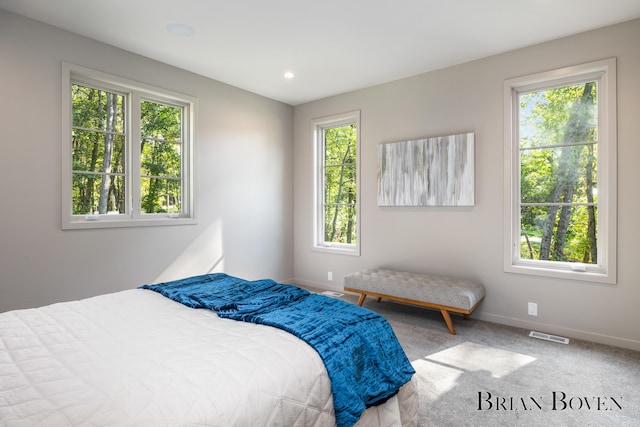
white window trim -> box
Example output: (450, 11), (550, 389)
(61, 62), (197, 229)
(312, 111), (361, 256)
(503, 58), (617, 284)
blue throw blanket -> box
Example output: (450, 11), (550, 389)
(141, 273), (415, 427)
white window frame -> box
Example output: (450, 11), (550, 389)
(503, 58), (617, 284)
(312, 111), (361, 256)
(61, 62), (197, 229)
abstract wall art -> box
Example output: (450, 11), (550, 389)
(377, 132), (475, 206)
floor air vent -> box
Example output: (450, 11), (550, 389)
(529, 331), (570, 344)
(321, 291), (344, 298)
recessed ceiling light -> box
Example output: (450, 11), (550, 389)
(165, 22), (195, 37)
(284, 71), (295, 79)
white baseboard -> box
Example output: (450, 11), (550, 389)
(290, 278), (346, 294)
(478, 313), (640, 352)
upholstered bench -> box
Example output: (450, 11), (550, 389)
(344, 269), (485, 335)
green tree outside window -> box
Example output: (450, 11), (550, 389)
(519, 82), (598, 264)
(323, 124), (357, 245)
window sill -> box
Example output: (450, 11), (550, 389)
(62, 215), (197, 230)
(505, 262), (615, 285)
(313, 243), (360, 257)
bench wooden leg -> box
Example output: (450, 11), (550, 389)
(440, 309), (456, 335)
(376, 297), (382, 303)
(356, 293), (367, 306)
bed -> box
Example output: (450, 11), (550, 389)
(0, 274), (418, 426)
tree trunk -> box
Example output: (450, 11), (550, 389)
(521, 226), (534, 259)
(328, 144), (351, 242)
(586, 144), (597, 263)
(83, 90), (101, 214)
(109, 142), (124, 213)
(98, 93), (117, 214)
(345, 189), (355, 244)
(552, 145), (582, 260)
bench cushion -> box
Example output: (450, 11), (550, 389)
(344, 269), (485, 311)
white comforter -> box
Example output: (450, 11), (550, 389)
(0, 289), (417, 426)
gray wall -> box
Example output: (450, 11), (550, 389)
(292, 19), (640, 351)
(0, 10), (294, 311)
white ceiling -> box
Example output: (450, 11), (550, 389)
(2, 0), (640, 106)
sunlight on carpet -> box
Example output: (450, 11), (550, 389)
(411, 342), (537, 404)
(412, 358), (462, 404)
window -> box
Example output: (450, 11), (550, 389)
(313, 111), (360, 255)
(503, 59), (616, 283)
(62, 63), (196, 229)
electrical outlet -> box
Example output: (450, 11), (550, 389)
(528, 302), (538, 316)
(328, 271), (333, 281)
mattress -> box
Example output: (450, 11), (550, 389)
(0, 288), (417, 426)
